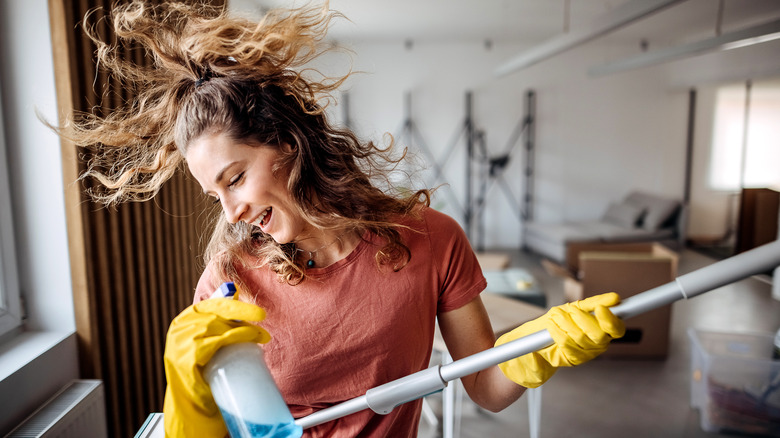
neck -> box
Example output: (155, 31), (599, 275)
(295, 230), (357, 268)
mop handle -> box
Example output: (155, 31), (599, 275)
(442, 239), (780, 382)
(296, 239), (780, 429)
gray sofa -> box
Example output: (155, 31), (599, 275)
(523, 191), (686, 264)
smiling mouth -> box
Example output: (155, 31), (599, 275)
(251, 208), (272, 229)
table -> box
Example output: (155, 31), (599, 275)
(483, 268), (546, 307)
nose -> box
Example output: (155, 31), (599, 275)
(220, 196), (247, 224)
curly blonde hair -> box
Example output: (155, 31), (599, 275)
(61, 0), (430, 287)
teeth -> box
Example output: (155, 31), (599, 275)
(251, 208), (271, 228)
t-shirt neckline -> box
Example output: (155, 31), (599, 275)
(303, 231), (373, 276)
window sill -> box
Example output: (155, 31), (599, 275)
(0, 330), (79, 435)
(0, 330), (73, 380)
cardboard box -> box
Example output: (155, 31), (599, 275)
(546, 242), (678, 359)
(564, 241), (679, 280)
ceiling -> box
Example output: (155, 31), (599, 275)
(230, 0), (780, 48)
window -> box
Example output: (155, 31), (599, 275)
(709, 79), (780, 191)
(0, 79), (22, 337)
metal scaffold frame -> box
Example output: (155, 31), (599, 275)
(396, 90), (536, 251)
(470, 90), (536, 251)
(394, 92), (468, 220)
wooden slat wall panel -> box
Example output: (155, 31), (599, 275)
(49, 1), (218, 436)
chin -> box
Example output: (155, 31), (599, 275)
(266, 230), (291, 245)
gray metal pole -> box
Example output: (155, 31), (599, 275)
(297, 239), (780, 429)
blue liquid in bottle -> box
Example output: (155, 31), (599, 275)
(220, 409), (303, 438)
(205, 343), (302, 438)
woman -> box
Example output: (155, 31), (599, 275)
(63, 2), (624, 437)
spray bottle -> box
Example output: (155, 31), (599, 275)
(204, 282), (303, 438)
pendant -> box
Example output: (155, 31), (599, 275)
(306, 259), (315, 268)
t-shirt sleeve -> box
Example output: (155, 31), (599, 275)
(423, 208), (487, 313)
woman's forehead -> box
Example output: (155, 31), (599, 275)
(186, 133), (279, 172)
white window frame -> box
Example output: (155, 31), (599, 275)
(708, 80), (780, 191)
(0, 77), (22, 337)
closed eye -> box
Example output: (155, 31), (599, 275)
(228, 172), (245, 189)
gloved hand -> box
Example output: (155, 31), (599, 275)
(163, 297), (271, 438)
(495, 292), (625, 388)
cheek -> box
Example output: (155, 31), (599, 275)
(270, 169), (295, 200)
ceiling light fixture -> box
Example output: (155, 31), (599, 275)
(494, 0), (687, 77)
(588, 18), (780, 76)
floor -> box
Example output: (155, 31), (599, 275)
(418, 247), (780, 438)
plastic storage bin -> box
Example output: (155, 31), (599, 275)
(688, 328), (780, 436)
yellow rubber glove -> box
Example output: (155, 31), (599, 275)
(495, 292), (625, 388)
(163, 298), (271, 438)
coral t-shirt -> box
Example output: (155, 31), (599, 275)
(194, 207), (486, 437)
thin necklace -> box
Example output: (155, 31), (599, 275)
(295, 234), (345, 268)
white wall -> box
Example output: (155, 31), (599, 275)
(0, 0), (78, 432)
(0, 0), (75, 331)
(318, 39), (683, 248)
(309, 32), (780, 249)
(688, 85), (737, 241)
(670, 42), (780, 243)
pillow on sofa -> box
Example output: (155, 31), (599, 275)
(624, 192), (680, 231)
(602, 202), (645, 228)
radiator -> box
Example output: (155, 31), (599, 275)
(5, 380), (108, 438)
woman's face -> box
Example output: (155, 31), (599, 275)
(186, 131), (309, 244)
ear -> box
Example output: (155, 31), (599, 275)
(280, 142), (295, 154)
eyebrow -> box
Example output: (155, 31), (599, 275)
(201, 161), (239, 196)
(214, 163), (233, 185)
